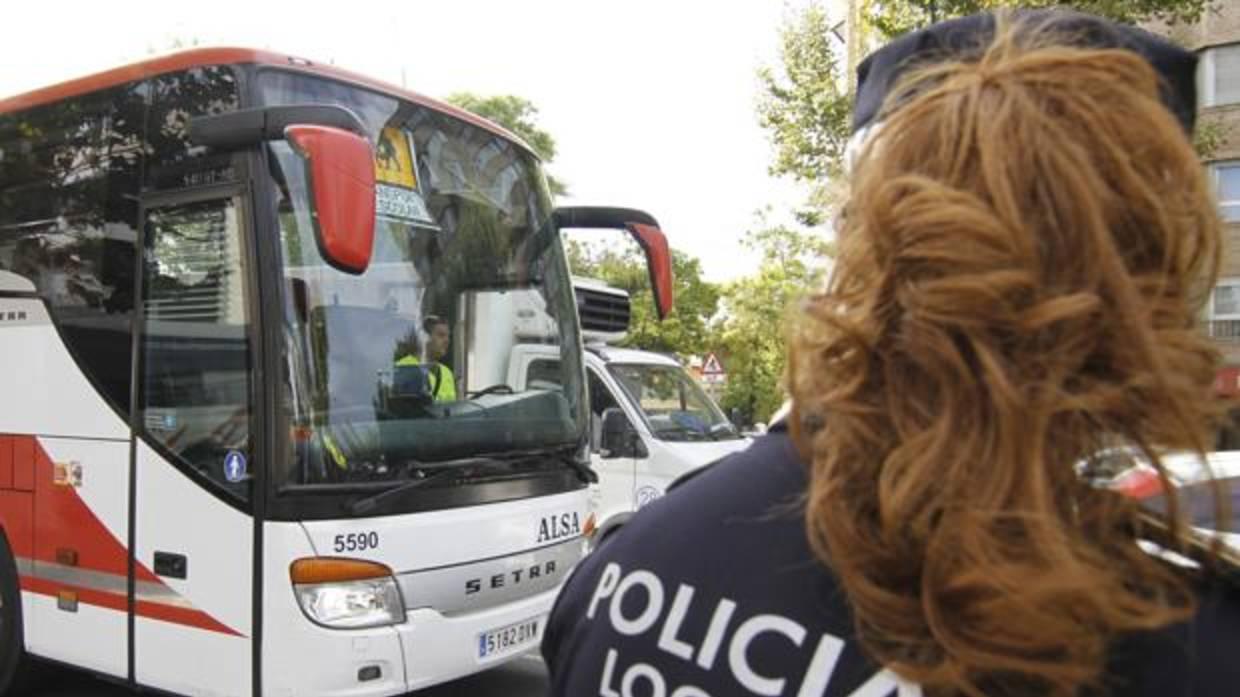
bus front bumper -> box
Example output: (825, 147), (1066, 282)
(397, 586), (559, 692)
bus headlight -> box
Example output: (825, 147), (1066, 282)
(291, 558), (406, 629)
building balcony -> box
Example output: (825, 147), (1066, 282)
(1207, 319), (1240, 341)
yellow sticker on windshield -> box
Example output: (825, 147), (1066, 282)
(374, 127), (435, 225)
(375, 127), (418, 190)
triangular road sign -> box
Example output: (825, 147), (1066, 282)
(702, 352), (725, 376)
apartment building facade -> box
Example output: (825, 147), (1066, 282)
(1155, 8), (1240, 397)
(1146, 5), (1240, 448)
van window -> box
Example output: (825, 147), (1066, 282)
(527, 360), (623, 452)
(608, 363), (740, 441)
(587, 369), (622, 453)
(527, 359), (564, 391)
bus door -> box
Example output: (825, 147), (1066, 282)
(132, 190), (256, 695)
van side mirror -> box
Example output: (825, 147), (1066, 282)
(600, 408), (645, 459)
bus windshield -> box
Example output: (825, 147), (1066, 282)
(260, 72), (586, 494)
(608, 363), (741, 442)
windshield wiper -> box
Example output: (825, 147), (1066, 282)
(472, 446), (597, 485)
(344, 448), (594, 515)
(344, 455), (525, 515)
(655, 425), (707, 442)
(345, 468), (458, 516)
(708, 422), (740, 441)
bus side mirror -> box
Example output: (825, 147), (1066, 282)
(553, 207), (674, 320)
(626, 222), (673, 321)
(284, 125), (375, 275)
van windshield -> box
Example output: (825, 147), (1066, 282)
(607, 363), (741, 442)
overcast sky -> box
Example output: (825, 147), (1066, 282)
(1, 0), (823, 281)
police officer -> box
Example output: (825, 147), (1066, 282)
(542, 10), (1240, 697)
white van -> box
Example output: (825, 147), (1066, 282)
(507, 280), (752, 543)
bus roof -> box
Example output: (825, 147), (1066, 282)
(0, 46), (538, 159)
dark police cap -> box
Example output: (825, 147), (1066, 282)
(852, 9), (1199, 134)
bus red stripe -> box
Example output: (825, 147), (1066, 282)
(19, 575), (243, 637)
(23, 436), (159, 581)
(134, 599), (243, 637)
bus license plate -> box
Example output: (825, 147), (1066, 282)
(477, 617), (541, 661)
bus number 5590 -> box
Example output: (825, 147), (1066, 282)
(333, 532), (379, 553)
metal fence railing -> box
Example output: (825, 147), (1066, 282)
(1206, 319), (1240, 341)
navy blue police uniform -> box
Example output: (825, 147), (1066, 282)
(542, 423), (1240, 696)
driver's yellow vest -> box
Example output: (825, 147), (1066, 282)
(323, 433), (347, 469)
(321, 357), (455, 471)
(394, 355), (456, 402)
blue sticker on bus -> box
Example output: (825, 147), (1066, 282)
(224, 451), (247, 483)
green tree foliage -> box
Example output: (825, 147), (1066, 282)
(759, 0), (1219, 198)
(715, 221), (832, 426)
(566, 239), (721, 358)
(444, 93), (568, 196)
(756, 4), (852, 189)
(869, 0), (1215, 39)
(1195, 116), (1230, 160)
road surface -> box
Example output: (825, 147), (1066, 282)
(15, 654), (550, 697)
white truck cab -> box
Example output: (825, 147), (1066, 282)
(508, 279), (752, 543)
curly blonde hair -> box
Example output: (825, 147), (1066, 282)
(789, 17), (1224, 697)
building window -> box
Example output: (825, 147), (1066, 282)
(1214, 162), (1240, 222)
(1200, 43), (1240, 107)
(1215, 280), (1240, 319)
(1208, 279), (1240, 342)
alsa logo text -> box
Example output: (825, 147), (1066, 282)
(536, 512), (581, 544)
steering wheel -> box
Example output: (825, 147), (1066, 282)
(470, 384), (515, 398)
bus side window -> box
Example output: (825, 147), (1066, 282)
(0, 84), (145, 415)
(141, 198), (253, 498)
